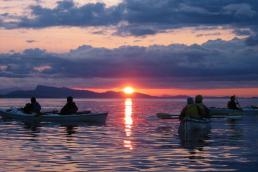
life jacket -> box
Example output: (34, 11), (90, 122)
(184, 104), (201, 118)
(196, 103), (209, 117)
(227, 100), (238, 109)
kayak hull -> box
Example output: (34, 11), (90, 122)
(178, 118), (211, 148)
(242, 107), (258, 115)
(209, 107), (243, 116)
(178, 118), (211, 130)
(0, 108), (108, 124)
(209, 108), (244, 120)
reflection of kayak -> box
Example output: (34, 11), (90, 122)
(156, 113), (178, 119)
(0, 108), (108, 124)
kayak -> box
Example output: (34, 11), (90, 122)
(0, 108), (108, 124)
(241, 106), (258, 115)
(209, 107), (258, 115)
(208, 107), (245, 120)
(225, 115), (243, 120)
(156, 113), (178, 119)
(209, 107), (244, 116)
(178, 117), (211, 148)
(178, 118), (211, 134)
(157, 112), (242, 120)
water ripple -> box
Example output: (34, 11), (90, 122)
(0, 98), (258, 171)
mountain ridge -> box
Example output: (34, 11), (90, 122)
(2, 85), (156, 98)
(1, 85), (255, 99)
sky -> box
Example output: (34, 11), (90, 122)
(0, 0), (258, 97)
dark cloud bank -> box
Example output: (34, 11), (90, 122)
(0, 39), (258, 89)
(1, 0), (258, 39)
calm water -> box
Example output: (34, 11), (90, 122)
(0, 98), (258, 171)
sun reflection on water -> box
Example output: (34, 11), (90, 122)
(124, 98), (133, 150)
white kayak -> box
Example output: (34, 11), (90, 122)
(209, 107), (244, 120)
(209, 106), (258, 115)
(209, 107), (243, 116)
(0, 108), (108, 124)
(157, 112), (242, 120)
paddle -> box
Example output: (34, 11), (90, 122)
(156, 113), (179, 119)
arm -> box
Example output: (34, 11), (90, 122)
(73, 103), (78, 112)
(203, 105), (210, 118)
(197, 104), (210, 118)
(179, 106), (187, 121)
(60, 104), (67, 114)
(36, 102), (41, 112)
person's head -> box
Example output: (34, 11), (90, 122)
(230, 95), (236, 100)
(67, 96), (73, 103)
(31, 97), (36, 103)
(195, 95), (203, 103)
(187, 97), (194, 104)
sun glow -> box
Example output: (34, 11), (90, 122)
(123, 86), (135, 95)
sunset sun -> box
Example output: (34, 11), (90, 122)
(123, 86), (135, 95)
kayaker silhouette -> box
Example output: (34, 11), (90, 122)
(23, 97), (41, 114)
(227, 95), (241, 110)
(60, 96), (78, 115)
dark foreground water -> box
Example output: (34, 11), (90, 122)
(0, 98), (258, 171)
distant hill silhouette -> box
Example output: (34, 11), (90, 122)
(2, 85), (249, 99)
(3, 85), (156, 98)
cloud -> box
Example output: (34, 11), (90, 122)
(0, 65), (8, 71)
(1, 0), (258, 38)
(33, 65), (52, 72)
(0, 38), (258, 89)
(120, 1), (258, 36)
(17, 1), (123, 28)
(26, 40), (37, 43)
(245, 30), (258, 45)
(233, 28), (253, 36)
(222, 3), (256, 18)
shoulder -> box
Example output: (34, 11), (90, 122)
(196, 103), (208, 109)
